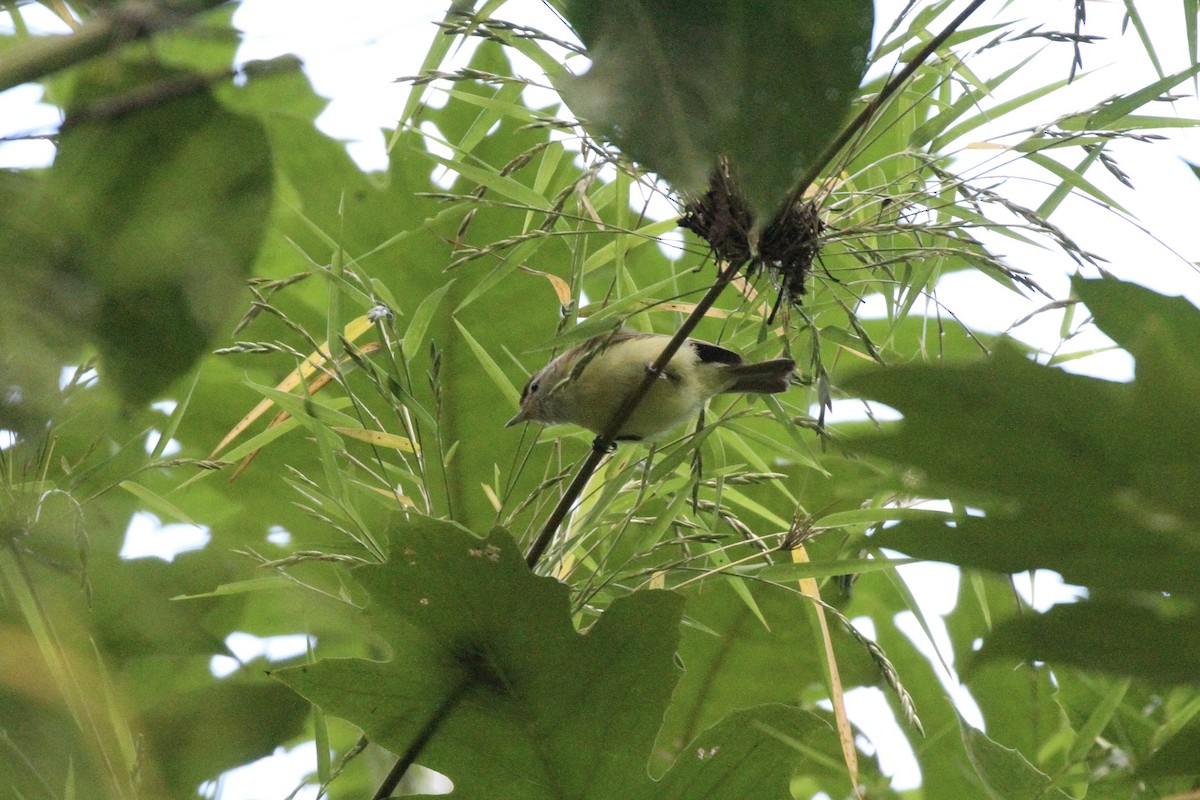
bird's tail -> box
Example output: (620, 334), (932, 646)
(723, 359), (796, 394)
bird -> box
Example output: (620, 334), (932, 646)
(506, 329), (795, 441)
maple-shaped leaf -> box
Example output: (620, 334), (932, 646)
(275, 516), (829, 798)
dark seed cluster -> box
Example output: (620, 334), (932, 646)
(679, 157), (825, 322)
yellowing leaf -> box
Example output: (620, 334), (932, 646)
(331, 427), (419, 453)
(210, 315), (377, 458)
(364, 485), (416, 508)
(793, 543), (860, 796)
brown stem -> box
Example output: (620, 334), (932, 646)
(524, 258), (743, 568)
(784, 0), (992, 211)
(380, 5), (1000, 796)
(525, 0), (993, 571)
(371, 677), (470, 800)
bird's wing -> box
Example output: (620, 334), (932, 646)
(689, 339), (743, 366)
(583, 328), (744, 374)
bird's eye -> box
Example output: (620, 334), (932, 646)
(529, 380), (540, 394)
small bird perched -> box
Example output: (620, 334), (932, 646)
(506, 329), (796, 441)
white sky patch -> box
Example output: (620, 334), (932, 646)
(630, 179), (682, 222)
(210, 631), (314, 678)
(0, 7), (67, 167)
(0, 83), (58, 167)
(887, 550), (987, 731)
(232, 0), (437, 173)
(200, 741), (318, 800)
(931, 270), (1139, 382)
(818, 398), (903, 425)
(656, 227), (686, 261)
(144, 430), (183, 456)
(266, 525), (292, 546)
(418, 120), (459, 189)
(1012, 569), (1089, 612)
(896, 557), (961, 616)
(894, 609), (985, 730)
(145, 428), (181, 456)
(1, 5), (70, 34)
(202, 742), (453, 800)
(838, 616), (923, 790)
(120, 511), (210, 562)
(58, 365), (98, 391)
(145, 400), (184, 454)
(843, 686), (922, 790)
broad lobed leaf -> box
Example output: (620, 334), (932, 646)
(275, 516), (832, 798)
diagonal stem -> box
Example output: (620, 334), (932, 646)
(524, 258), (742, 568)
(784, 0), (991, 211)
(383, 3), (1000, 795)
(371, 677), (471, 800)
(525, 0), (993, 570)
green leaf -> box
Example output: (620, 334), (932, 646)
(960, 716), (1073, 800)
(1035, 147), (1103, 218)
(1072, 276), (1200, 523)
(1073, 275), (1200, 360)
(1121, 0), (1165, 78)
(3, 60), (272, 408)
(1143, 716), (1200, 776)
(932, 71), (1072, 152)
(560, 0), (873, 220)
(1023, 152), (1127, 214)
(908, 53), (1032, 149)
(942, 574), (1076, 770)
(402, 280), (454, 361)
(392, 4), (474, 145)
(1189, 0), (1200, 83)
(453, 317), (521, 407)
(140, 680), (309, 793)
(276, 517), (684, 797)
(118, 480), (199, 526)
(749, 556), (914, 583)
(245, 382), (361, 430)
(1073, 63), (1200, 130)
(974, 600), (1200, 686)
(655, 580), (876, 774)
(0, 170), (91, 434)
(90, 547), (241, 660)
(845, 330), (1200, 596)
(1066, 677), (1128, 763)
(650, 704), (834, 798)
(275, 517), (831, 798)
(870, 605), (986, 798)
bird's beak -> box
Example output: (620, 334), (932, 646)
(505, 409), (527, 428)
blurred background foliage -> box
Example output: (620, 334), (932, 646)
(1, 0), (1200, 798)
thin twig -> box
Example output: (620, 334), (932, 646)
(524, 257), (743, 567)
(782, 0), (992, 213)
(525, 0), (993, 570)
(371, 677), (471, 800)
(377, 5), (998, 796)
